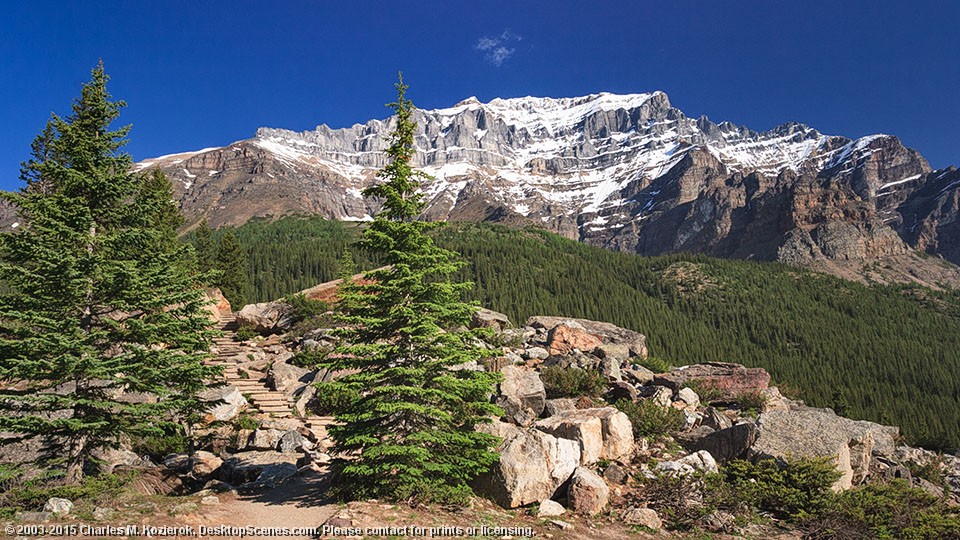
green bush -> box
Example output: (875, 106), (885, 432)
(310, 382), (360, 415)
(638, 470), (716, 529)
(291, 346), (332, 369)
(722, 457), (840, 520)
(235, 413), (260, 431)
(234, 325), (258, 341)
(804, 480), (960, 540)
(683, 379), (724, 404)
(284, 293), (330, 321)
(130, 432), (189, 461)
(540, 366), (608, 398)
(736, 390), (767, 417)
(636, 356), (673, 374)
(0, 468), (132, 516)
(614, 398), (686, 438)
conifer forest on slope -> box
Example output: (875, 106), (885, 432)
(191, 216), (960, 450)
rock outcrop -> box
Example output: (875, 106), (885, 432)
(750, 406), (898, 491)
(477, 428), (580, 508)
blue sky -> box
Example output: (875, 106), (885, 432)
(1, 1), (958, 191)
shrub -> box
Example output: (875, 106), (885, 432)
(235, 413), (260, 431)
(284, 293), (330, 321)
(636, 471), (718, 530)
(540, 366), (608, 398)
(736, 390), (767, 417)
(309, 382), (360, 415)
(614, 398), (686, 438)
(636, 356), (673, 374)
(722, 457), (840, 520)
(0, 468), (132, 516)
(803, 480), (960, 540)
(291, 346), (332, 369)
(130, 432), (189, 462)
(683, 379), (724, 404)
(234, 325), (258, 341)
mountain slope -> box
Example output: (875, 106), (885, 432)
(195, 216), (960, 450)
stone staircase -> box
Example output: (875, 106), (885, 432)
(207, 314), (329, 432)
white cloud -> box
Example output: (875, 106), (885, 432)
(475, 30), (522, 67)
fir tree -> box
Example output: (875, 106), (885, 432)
(0, 63), (218, 484)
(215, 229), (248, 308)
(194, 218), (215, 274)
(321, 74), (502, 503)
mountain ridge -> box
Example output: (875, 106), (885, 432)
(13, 90), (958, 285)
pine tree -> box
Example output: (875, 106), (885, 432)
(194, 218), (215, 274)
(321, 74), (502, 503)
(215, 229), (248, 308)
(0, 63), (218, 484)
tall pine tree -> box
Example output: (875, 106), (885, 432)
(194, 218), (215, 274)
(215, 230), (249, 308)
(320, 74), (502, 504)
(0, 63), (219, 483)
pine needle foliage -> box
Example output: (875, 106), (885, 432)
(321, 75), (502, 504)
(0, 63), (219, 484)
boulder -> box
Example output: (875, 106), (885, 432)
(605, 381), (639, 402)
(496, 365), (546, 426)
(600, 357), (622, 382)
(593, 343), (631, 362)
(750, 406), (898, 491)
(602, 463), (629, 485)
(524, 347), (550, 361)
(43, 498), (73, 515)
(527, 316), (647, 358)
(657, 450), (719, 476)
(676, 387), (700, 411)
(268, 362), (311, 395)
(622, 507), (662, 530)
(470, 308), (511, 331)
(537, 499), (566, 518)
(277, 430), (307, 453)
(536, 411), (603, 464)
(219, 451), (302, 486)
(681, 423), (756, 464)
(759, 387), (793, 412)
(246, 428), (285, 451)
(294, 384), (317, 417)
(535, 407), (634, 463)
(201, 288), (232, 323)
(236, 301), (295, 334)
(654, 362), (771, 401)
(546, 323), (603, 356)
(647, 386), (673, 408)
(198, 385), (248, 423)
(90, 446), (152, 474)
(567, 467), (609, 515)
(544, 398), (579, 417)
(702, 407), (733, 431)
(189, 451), (224, 478)
(477, 428), (580, 508)
(623, 365), (656, 385)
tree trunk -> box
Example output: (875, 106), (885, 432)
(65, 433), (87, 484)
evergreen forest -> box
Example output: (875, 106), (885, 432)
(191, 216), (960, 450)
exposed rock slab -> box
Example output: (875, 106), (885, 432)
(654, 362), (770, 401)
(750, 406), (898, 491)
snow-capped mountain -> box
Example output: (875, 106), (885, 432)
(136, 91), (959, 285)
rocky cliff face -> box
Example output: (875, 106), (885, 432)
(133, 91), (958, 283)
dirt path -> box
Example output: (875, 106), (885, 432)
(184, 466), (337, 538)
